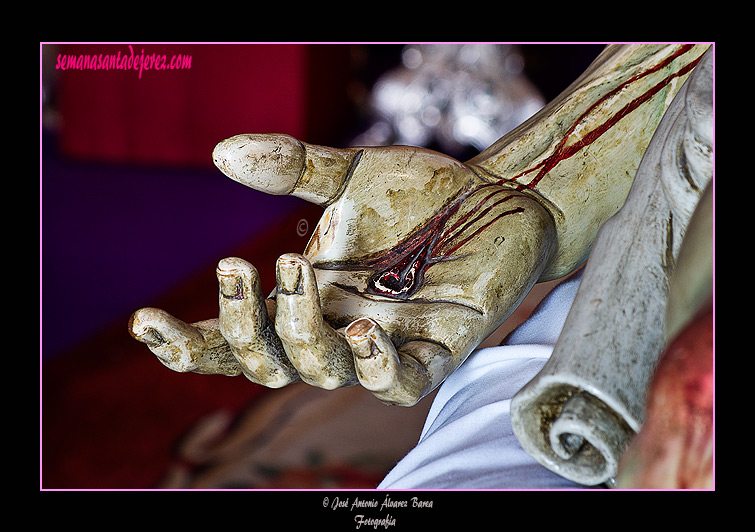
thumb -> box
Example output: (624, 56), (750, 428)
(212, 133), (362, 207)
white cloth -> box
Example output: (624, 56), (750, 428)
(378, 271), (586, 489)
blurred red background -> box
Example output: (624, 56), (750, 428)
(54, 43), (354, 166)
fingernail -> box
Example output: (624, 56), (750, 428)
(277, 257), (303, 294)
(219, 274), (244, 300)
(217, 258), (252, 300)
(345, 317), (377, 339)
(143, 327), (167, 346)
(346, 318), (382, 359)
(128, 310), (167, 346)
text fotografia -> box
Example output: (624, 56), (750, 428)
(354, 515), (397, 530)
(325, 494), (433, 528)
(55, 45), (192, 79)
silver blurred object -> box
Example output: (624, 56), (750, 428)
(351, 44), (545, 156)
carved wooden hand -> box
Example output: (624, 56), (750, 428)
(130, 138), (554, 405)
(129, 44), (708, 406)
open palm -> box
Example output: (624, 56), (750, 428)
(130, 134), (553, 405)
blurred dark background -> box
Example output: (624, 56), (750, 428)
(40, 43), (604, 489)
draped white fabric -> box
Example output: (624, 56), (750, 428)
(378, 271), (587, 490)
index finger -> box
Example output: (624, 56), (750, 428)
(212, 133), (362, 207)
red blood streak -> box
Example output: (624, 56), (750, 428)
(506, 45), (703, 190)
(435, 191), (515, 254)
(442, 207), (525, 257)
(366, 185), (524, 299)
(363, 46), (706, 300)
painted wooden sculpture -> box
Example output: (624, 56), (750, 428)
(129, 44), (710, 411)
(511, 47), (713, 487)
